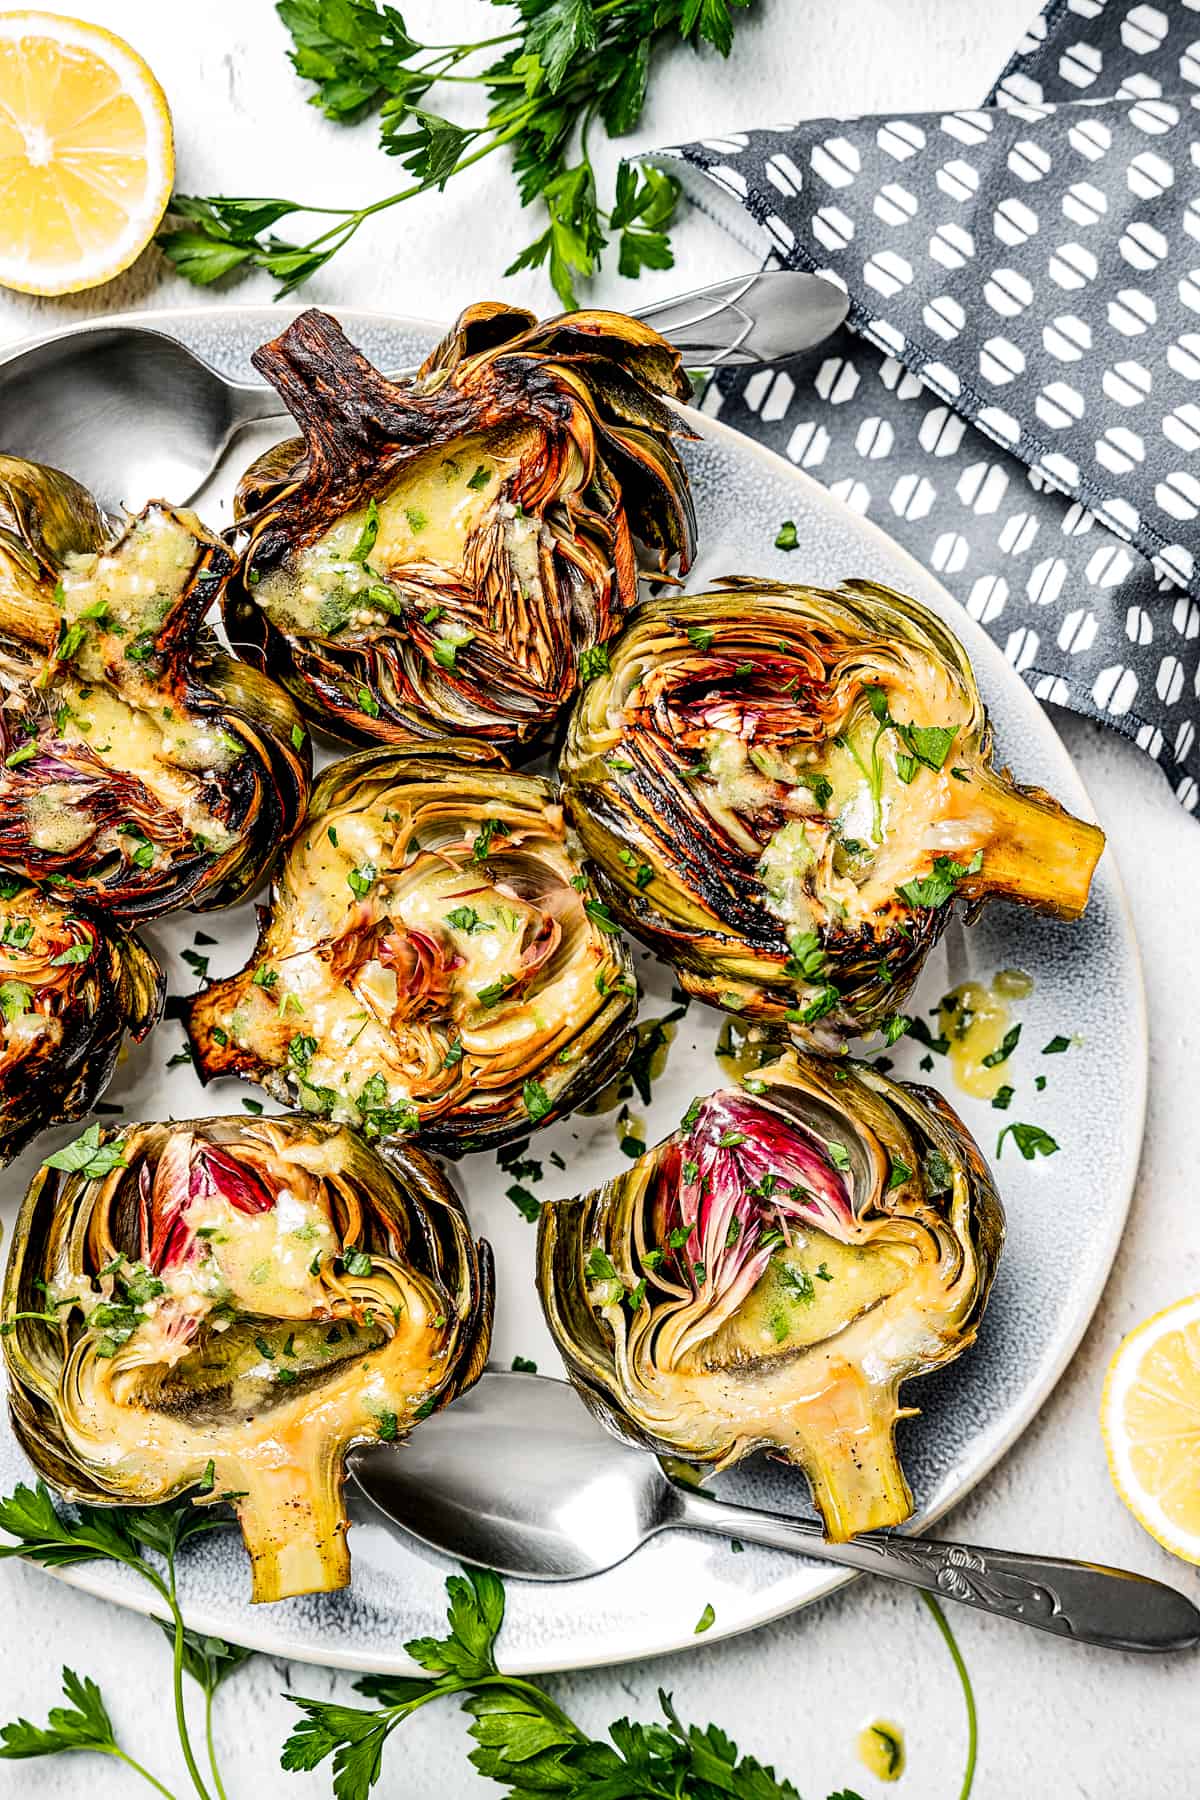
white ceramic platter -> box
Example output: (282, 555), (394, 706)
(0, 307), (1146, 1675)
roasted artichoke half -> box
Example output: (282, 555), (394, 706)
(3, 1115), (493, 1602)
(185, 744), (637, 1151)
(223, 304), (695, 747)
(0, 456), (311, 922)
(538, 1049), (1003, 1542)
(561, 578), (1106, 1044)
(0, 879), (162, 1165)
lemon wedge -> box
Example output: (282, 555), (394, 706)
(0, 11), (173, 295)
(1101, 1293), (1200, 1566)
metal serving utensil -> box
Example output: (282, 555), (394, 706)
(349, 1370), (1200, 1654)
(0, 271), (847, 514)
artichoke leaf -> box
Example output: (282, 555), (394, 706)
(538, 1049), (1003, 1542)
(0, 459), (312, 922)
(561, 577), (1105, 1047)
(0, 880), (163, 1167)
(225, 304), (696, 747)
(184, 743), (637, 1153)
(2, 1115), (493, 1603)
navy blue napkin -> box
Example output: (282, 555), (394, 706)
(656, 0), (1200, 810)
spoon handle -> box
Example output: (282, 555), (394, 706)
(630, 270), (849, 366)
(667, 1484), (1200, 1653)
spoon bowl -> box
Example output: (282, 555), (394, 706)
(0, 272), (849, 514)
(0, 325), (282, 513)
(351, 1369), (672, 1581)
(350, 1370), (1200, 1653)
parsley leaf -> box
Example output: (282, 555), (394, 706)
(997, 1122), (1060, 1161)
(42, 1125), (125, 1181)
(159, 1), (759, 305)
(898, 850), (983, 910)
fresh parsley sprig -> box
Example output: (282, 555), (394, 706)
(283, 1564), (835, 1799)
(0, 1482), (235, 1800)
(158, 0), (760, 303)
(0, 1666), (175, 1796)
(0, 1483), (978, 1800)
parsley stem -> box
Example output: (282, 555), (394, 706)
(204, 1688), (228, 1800)
(920, 1593), (977, 1800)
(164, 1557), (214, 1800)
(110, 1746), (180, 1799)
(284, 109), (536, 264)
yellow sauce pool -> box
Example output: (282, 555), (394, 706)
(936, 970), (1032, 1101)
(857, 1719), (905, 1782)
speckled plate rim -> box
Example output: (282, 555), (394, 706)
(0, 304), (1147, 1675)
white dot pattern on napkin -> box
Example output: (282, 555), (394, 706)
(657, 0), (1200, 811)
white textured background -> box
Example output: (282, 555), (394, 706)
(1, 2), (1198, 1796)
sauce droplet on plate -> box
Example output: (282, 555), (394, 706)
(938, 970), (1032, 1101)
(857, 1718), (905, 1781)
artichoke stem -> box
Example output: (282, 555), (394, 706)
(787, 1373), (913, 1542)
(961, 771), (1105, 922)
(235, 1454), (350, 1603)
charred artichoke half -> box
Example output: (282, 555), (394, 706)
(561, 578), (1105, 1045)
(185, 745), (637, 1152)
(539, 1049), (1003, 1541)
(0, 879), (162, 1165)
(3, 1115), (493, 1602)
(224, 304), (695, 747)
(0, 456), (311, 922)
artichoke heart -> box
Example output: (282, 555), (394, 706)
(184, 744), (637, 1152)
(2, 1115), (493, 1602)
(224, 304), (695, 746)
(538, 1050), (1003, 1542)
(0, 879), (163, 1165)
(0, 456), (311, 921)
(561, 577), (1106, 1045)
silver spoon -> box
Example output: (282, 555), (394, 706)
(0, 271), (848, 515)
(349, 1370), (1200, 1654)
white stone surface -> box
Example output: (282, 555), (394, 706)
(1, 2), (1197, 1795)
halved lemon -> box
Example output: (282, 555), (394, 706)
(0, 11), (173, 295)
(1101, 1294), (1200, 1566)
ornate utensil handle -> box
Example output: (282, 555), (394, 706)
(666, 1482), (1200, 1653)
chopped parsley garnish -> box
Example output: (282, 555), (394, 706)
(578, 644), (610, 682)
(445, 906), (492, 934)
(472, 818), (509, 862)
(49, 943), (92, 967)
(507, 1184), (541, 1222)
(522, 1078), (551, 1123)
(1042, 1035), (1072, 1055)
(584, 899), (620, 933)
(775, 520), (799, 551)
(898, 850), (983, 910)
(475, 975), (516, 1008)
(780, 1265), (815, 1305)
(996, 1122), (1059, 1161)
(350, 499), (380, 564)
(43, 1124), (126, 1180)
(981, 1024), (1021, 1068)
